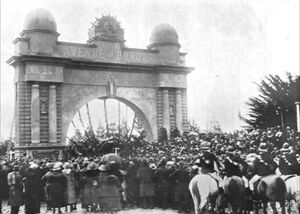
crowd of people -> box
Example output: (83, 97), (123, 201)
(0, 126), (300, 214)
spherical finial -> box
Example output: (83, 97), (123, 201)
(23, 8), (57, 32)
(149, 23), (179, 46)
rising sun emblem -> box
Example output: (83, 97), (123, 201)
(88, 14), (124, 42)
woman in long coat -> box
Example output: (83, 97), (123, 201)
(62, 162), (76, 212)
(0, 164), (5, 214)
(81, 162), (100, 212)
(7, 164), (23, 214)
(42, 162), (67, 214)
(98, 164), (122, 213)
(23, 163), (42, 214)
(137, 159), (155, 209)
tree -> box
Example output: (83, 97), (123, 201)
(205, 120), (222, 133)
(0, 139), (14, 157)
(64, 119), (146, 158)
(243, 72), (299, 130)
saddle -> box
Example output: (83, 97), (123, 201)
(206, 173), (220, 188)
(281, 174), (297, 181)
(205, 172), (225, 195)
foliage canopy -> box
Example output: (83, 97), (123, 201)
(243, 73), (299, 130)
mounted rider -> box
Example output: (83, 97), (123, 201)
(278, 142), (300, 179)
(223, 146), (249, 187)
(223, 146), (244, 177)
(248, 142), (278, 192)
(196, 141), (224, 193)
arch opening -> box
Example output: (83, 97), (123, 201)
(66, 96), (153, 145)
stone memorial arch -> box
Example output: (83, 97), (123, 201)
(7, 9), (193, 158)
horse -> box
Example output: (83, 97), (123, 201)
(246, 153), (287, 214)
(283, 175), (300, 214)
(223, 176), (247, 214)
(189, 173), (220, 214)
(254, 174), (287, 214)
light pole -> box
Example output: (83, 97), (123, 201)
(276, 107), (288, 132)
(296, 102), (300, 132)
(296, 76), (300, 132)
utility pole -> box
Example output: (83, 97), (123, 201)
(276, 107), (285, 132)
(296, 76), (300, 132)
(104, 99), (109, 134)
(296, 102), (300, 132)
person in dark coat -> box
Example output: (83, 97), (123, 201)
(62, 163), (76, 212)
(154, 160), (169, 209)
(0, 163), (6, 214)
(256, 143), (278, 176)
(23, 163), (42, 214)
(42, 162), (67, 214)
(98, 164), (122, 212)
(7, 164), (23, 214)
(125, 160), (140, 207)
(137, 159), (154, 209)
(72, 162), (81, 211)
(81, 162), (100, 212)
(170, 161), (190, 212)
(278, 143), (300, 176)
(248, 143), (278, 192)
(223, 146), (244, 177)
(199, 151), (222, 174)
(2, 163), (12, 200)
(197, 150), (224, 193)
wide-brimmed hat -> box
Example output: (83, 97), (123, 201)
(280, 142), (290, 153)
(29, 163), (39, 169)
(64, 162), (73, 169)
(258, 143), (268, 153)
(149, 163), (156, 170)
(98, 164), (107, 172)
(12, 163), (19, 171)
(226, 146), (235, 153)
(87, 162), (98, 171)
(200, 141), (211, 150)
(53, 162), (63, 171)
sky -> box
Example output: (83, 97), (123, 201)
(0, 0), (299, 140)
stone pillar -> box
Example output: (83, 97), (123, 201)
(296, 102), (300, 132)
(31, 84), (40, 144)
(162, 89), (170, 135)
(49, 85), (57, 143)
(176, 89), (183, 133)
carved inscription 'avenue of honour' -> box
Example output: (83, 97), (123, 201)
(7, 9), (193, 158)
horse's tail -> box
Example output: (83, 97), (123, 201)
(266, 176), (286, 201)
(190, 177), (201, 205)
(285, 176), (300, 202)
(189, 174), (218, 213)
(224, 176), (246, 206)
(189, 176), (201, 212)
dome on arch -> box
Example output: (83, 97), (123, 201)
(23, 8), (57, 32)
(149, 23), (179, 45)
